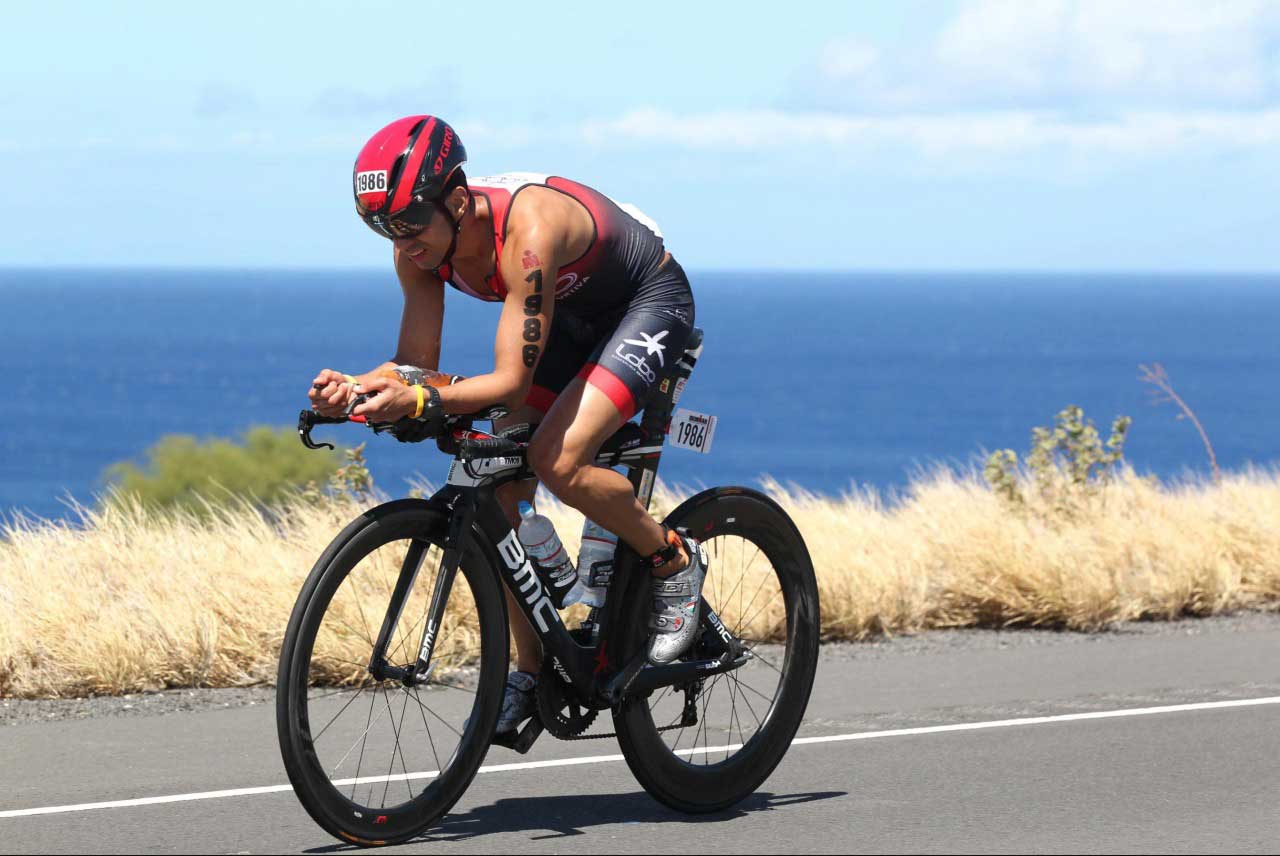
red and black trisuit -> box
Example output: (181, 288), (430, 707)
(434, 173), (695, 421)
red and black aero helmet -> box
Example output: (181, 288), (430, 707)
(353, 115), (467, 241)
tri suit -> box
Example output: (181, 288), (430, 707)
(434, 173), (695, 421)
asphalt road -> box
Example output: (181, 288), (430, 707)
(3, 612), (1279, 854)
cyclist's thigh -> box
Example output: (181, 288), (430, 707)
(580, 306), (695, 423)
(531, 306), (693, 472)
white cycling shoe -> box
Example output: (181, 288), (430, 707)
(646, 535), (708, 665)
(495, 671), (537, 734)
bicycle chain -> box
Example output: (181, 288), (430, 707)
(560, 721), (689, 740)
(559, 679), (702, 740)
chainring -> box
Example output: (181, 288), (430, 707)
(537, 660), (600, 739)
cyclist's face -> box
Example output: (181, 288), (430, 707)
(392, 187), (467, 269)
(393, 210), (449, 269)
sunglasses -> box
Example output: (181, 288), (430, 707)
(363, 199), (437, 240)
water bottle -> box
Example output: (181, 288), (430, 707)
(576, 519), (618, 608)
(517, 502), (583, 607)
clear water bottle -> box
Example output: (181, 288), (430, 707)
(576, 519), (618, 608)
(517, 502), (583, 607)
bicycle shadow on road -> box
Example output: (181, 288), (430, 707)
(304, 789), (845, 850)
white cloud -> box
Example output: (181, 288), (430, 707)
(818, 36), (880, 81)
(808, 0), (1280, 111)
(581, 106), (1280, 156)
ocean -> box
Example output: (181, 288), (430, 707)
(2, 269), (1277, 521)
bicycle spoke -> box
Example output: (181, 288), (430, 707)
(668, 683), (697, 755)
(732, 673), (765, 730)
(692, 674), (718, 765)
(717, 548), (752, 623)
(312, 655), (375, 675)
(399, 685), (463, 739)
(727, 672), (747, 762)
(411, 683), (443, 773)
(738, 600), (784, 647)
(344, 573), (377, 649)
(733, 567), (776, 638)
(323, 613), (377, 654)
(378, 687), (414, 806)
(732, 673), (780, 706)
(346, 685), (380, 799)
(312, 683), (373, 744)
(308, 679), (378, 705)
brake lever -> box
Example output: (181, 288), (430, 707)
(300, 386), (378, 450)
(298, 409), (336, 451)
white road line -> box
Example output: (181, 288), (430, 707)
(2, 695), (1277, 820)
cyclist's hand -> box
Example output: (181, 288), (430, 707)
(309, 369), (358, 417)
(351, 376), (414, 423)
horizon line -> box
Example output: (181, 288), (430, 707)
(3, 264), (1279, 278)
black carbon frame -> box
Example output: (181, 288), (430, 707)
(364, 328), (744, 705)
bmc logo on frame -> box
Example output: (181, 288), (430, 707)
(497, 531), (559, 633)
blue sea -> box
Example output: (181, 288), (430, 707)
(2, 269), (1277, 521)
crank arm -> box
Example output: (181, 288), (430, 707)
(490, 715), (544, 754)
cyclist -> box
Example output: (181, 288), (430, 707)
(309, 115), (708, 735)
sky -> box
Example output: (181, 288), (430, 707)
(3, 0), (1279, 271)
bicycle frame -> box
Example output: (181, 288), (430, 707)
(359, 329), (747, 713)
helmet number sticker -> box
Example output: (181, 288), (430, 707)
(355, 170), (389, 195)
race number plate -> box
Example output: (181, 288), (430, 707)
(669, 408), (717, 454)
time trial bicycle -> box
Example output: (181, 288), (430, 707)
(276, 328), (820, 847)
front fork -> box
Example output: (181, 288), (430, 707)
(367, 497), (474, 685)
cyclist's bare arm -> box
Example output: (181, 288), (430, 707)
(436, 228), (560, 413)
(390, 246), (446, 370)
(308, 249), (446, 416)
(435, 189), (589, 415)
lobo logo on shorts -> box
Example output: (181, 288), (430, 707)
(613, 343), (656, 383)
(612, 329), (668, 384)
(355, 170), (388, 196)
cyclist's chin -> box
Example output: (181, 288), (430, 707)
(404, 247), (438, 269)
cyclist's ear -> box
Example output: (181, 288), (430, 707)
(444, 182), (470, 224)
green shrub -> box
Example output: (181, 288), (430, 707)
(104, 426), (345, 514)
(984, 405), (1131, 518)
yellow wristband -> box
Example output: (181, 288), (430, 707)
(412, 384), (425, 419)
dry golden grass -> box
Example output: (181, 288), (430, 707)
(2, 467), (1278, 699)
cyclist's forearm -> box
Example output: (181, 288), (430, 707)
(437, 372), (525, 415)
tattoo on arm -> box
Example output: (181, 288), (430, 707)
(522, 249), (542, 270)
(522, 268), (544, 367)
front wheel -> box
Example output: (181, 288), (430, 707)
(276, 499), (509, 847)
(612, 487), (821, 813)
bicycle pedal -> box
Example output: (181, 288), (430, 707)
(490, 716), (544, 754)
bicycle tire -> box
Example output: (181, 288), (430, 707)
(276, 499), (508, 846)
(612, 487), (820, 813)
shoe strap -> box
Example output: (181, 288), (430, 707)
(643, 528), (684, 569)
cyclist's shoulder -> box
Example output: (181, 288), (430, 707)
(498, 176), (594, 254)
